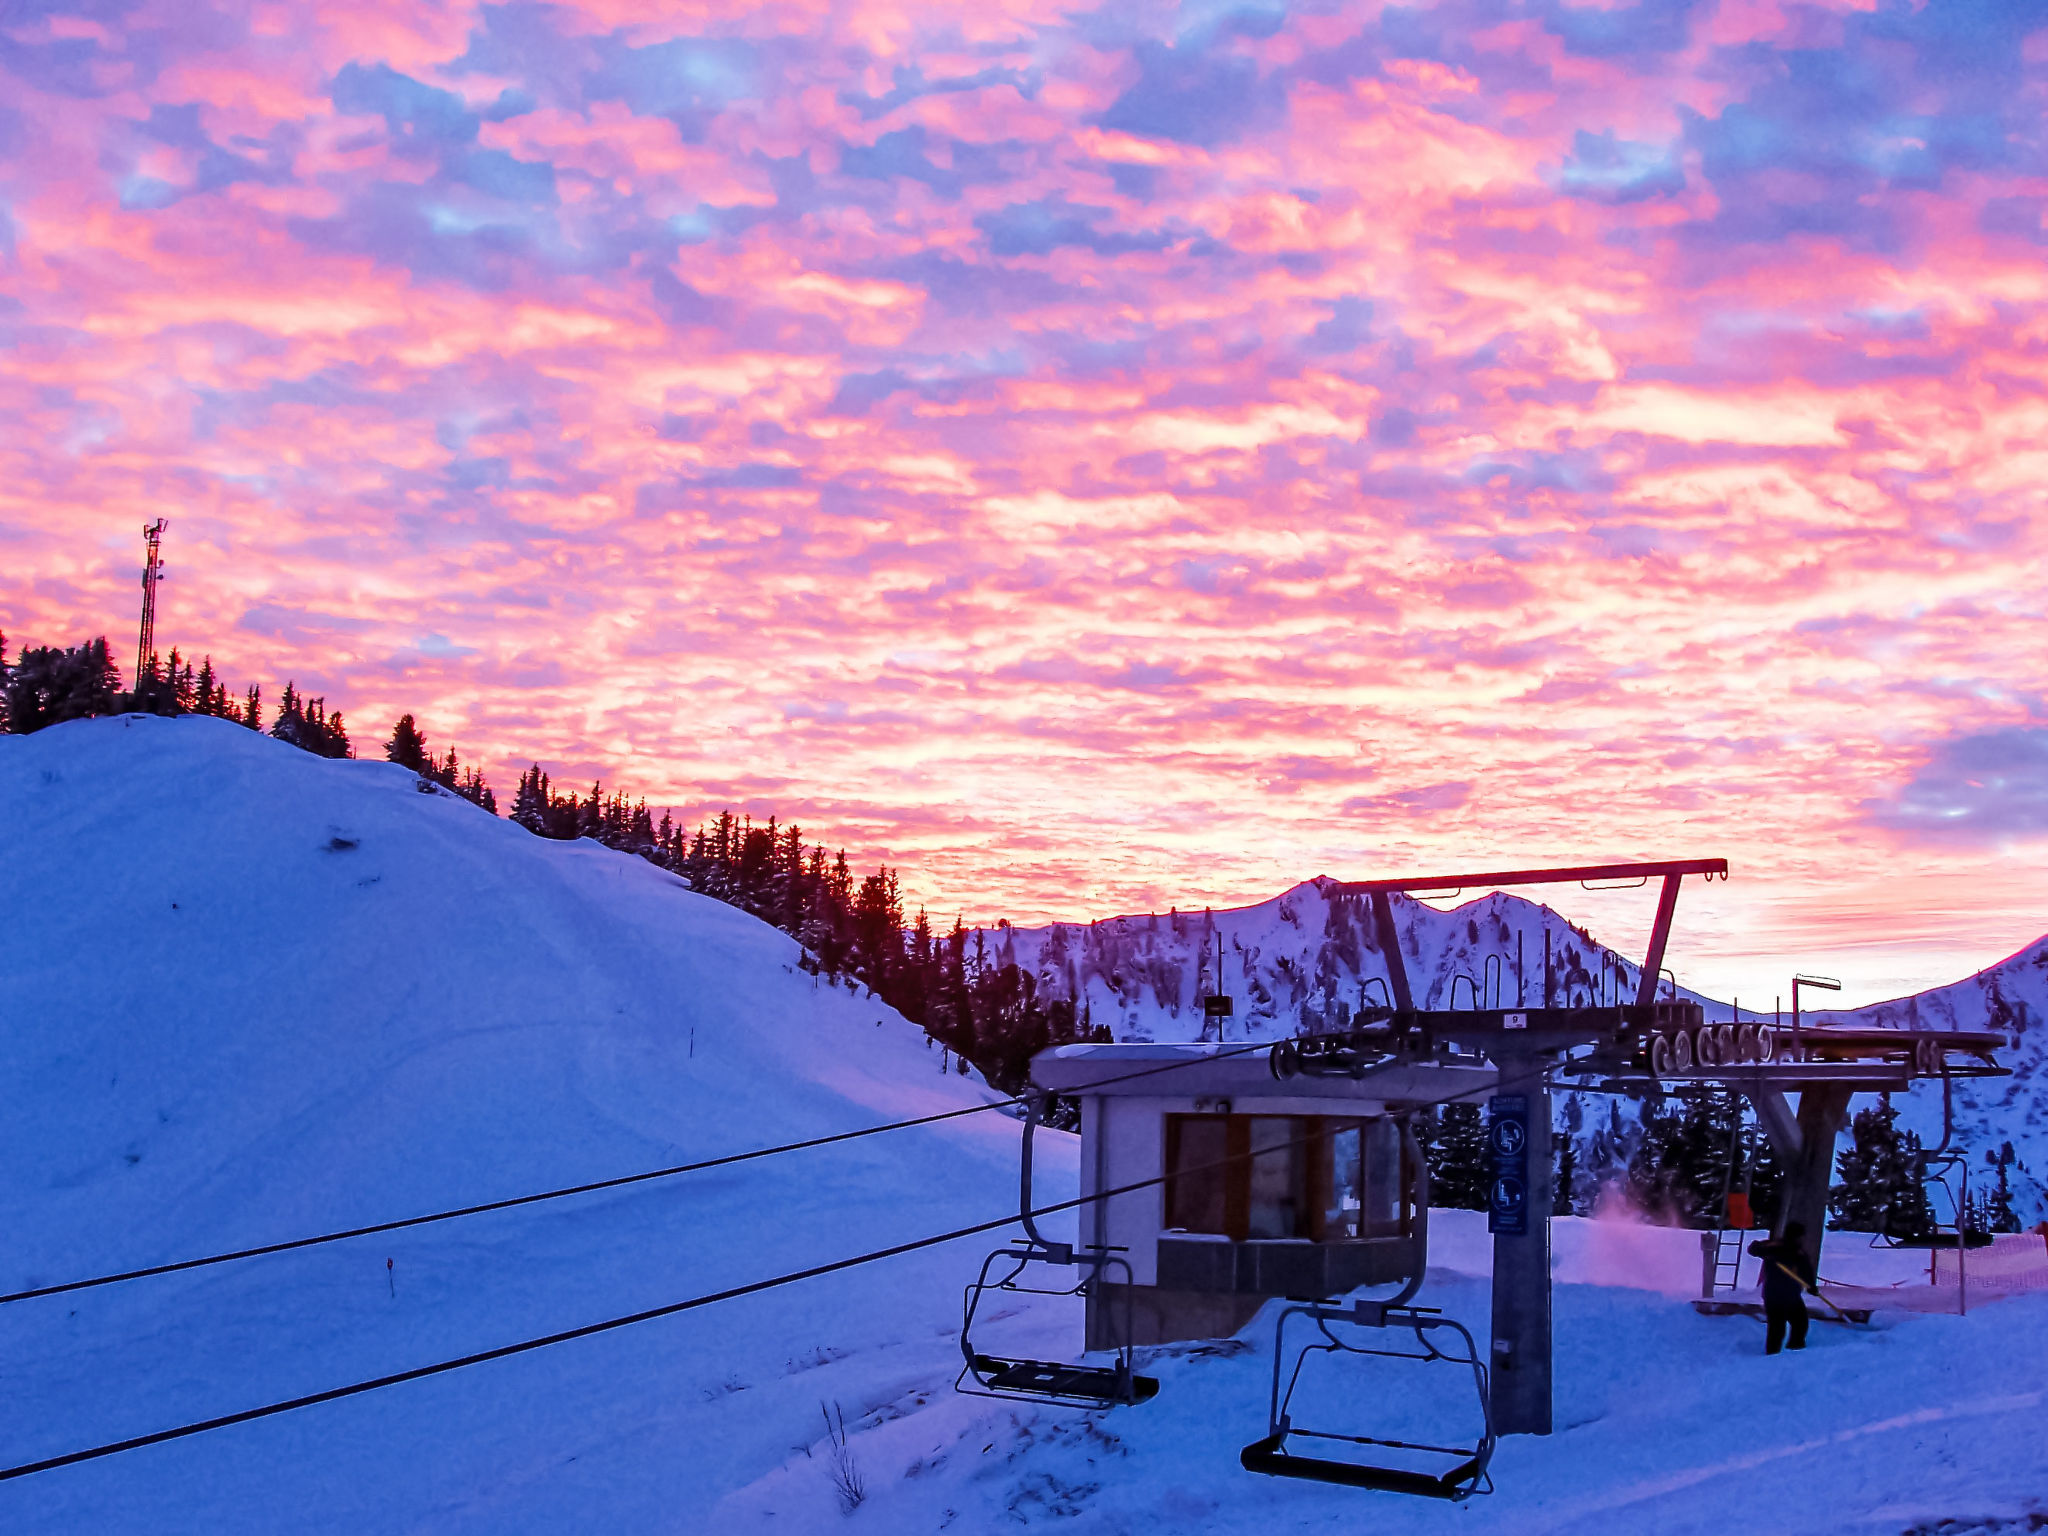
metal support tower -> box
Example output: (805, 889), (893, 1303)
(135, 519), (167, 689)
(1329, 858), (1727, 1440)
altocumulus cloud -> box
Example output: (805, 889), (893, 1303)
(1868, 728), (2048, 844)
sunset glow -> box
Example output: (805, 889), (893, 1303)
(4, 0), (2045, 1002)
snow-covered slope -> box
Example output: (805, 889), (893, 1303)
(0, 715), (1027, 1534)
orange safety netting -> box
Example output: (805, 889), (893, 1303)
(1811, 1234), (2048, 1314)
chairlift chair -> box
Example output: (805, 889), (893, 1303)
(1239, 1119), (1495, 1500)
(1240, 1299), (1495, 1500)
(957, 1093), (1159, 1410)
(1868, 1074), (1991, 1251)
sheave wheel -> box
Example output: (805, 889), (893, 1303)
(1650, 1033), (1672, 1077)
(1736, 1024), (1758, 1063)
(1693, 1028), (1717, 1069)
(1672, 1030), (1694, 1073)
(1755, 1026), (1776, 1064)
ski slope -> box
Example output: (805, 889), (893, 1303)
(3, 716), (2045, 1533)
(0, 715), (1029, 1533)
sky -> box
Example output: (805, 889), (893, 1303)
(2, 0), (2045, 1005)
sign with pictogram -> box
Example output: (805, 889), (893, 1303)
(1488, 1095), (1530, 1236)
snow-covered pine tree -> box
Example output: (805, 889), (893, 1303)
(1829, 1094), (1932, 1239)
(1983, 1143), (2023, 1233)
(1423, 1102), (1491, 1210)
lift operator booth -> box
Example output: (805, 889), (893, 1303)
(1031, 1045), (1496, 1350)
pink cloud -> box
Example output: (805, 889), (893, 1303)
(2, 0), (2046, 1003)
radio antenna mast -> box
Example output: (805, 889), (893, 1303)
(136, 519), (167, 688)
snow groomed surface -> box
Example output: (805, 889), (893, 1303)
(3, 716), (2045, 1533)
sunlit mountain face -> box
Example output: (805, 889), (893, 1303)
(4, 0), (2045, 999)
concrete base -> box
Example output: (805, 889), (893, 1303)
(1087, 1283), (1270, 1350)
(1154, 1234), (1418, 1299)
(1087, 1237), (1419, 1347)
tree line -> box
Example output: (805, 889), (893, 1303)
(1419, 1084), (2023, 1236)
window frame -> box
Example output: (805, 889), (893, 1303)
(1161, 1111), (1412, 1244)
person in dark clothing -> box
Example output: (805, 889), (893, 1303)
(1749, 1221), (1819, 1354)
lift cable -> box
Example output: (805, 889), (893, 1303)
(0, 1042), (1275, 1309)
(0, 1067), (1519, 1485)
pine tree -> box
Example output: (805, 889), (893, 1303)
(510, 765), (548, 832)
(242, 684), (263, 730)
(5, 638), (121, 732)
(320, 704), (352, 759)
(1423, 1103), (1491, 1210)
(270, 682), (305, 747)
(1613, 1088), (1769, 1226)
(386, 714), (430, 772)
(458, 765), (498, 813)
(1552, 1132), (1576, 1217)
(1829, 1095), (1932, 1239)
(1983, 1143), (2023, 1234)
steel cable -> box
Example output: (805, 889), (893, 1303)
(0, 1042), (1276, 1308)
(0, 1064), (1522, 1483)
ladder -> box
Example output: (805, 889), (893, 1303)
(1703, 1094), (1753, 1296)
(1707, 1225), (1746, 1294)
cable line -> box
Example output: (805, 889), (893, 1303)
(0, 1042), (1272, 1309)
(0, 1065), (1512, 1484)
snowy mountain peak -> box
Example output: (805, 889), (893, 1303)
(977, 878), (1683, 1042)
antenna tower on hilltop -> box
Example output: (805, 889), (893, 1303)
(135, 518), (167, 688)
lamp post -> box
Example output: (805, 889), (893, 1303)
(1790, 974), (1841, 1061)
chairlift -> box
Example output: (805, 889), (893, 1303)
(957, 1093), (1159, 1409)
(1868, 1074), (1990, 1251)
(1240, 1299), (1495, 1499)
(1239, 1119), (1495, 1500)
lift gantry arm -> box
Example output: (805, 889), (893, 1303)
(1327, 858), (1728, 1014)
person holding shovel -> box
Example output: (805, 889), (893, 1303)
(1749, 1220), (1818, 1354)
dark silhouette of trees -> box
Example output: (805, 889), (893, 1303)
(385, 714), (429, 772)
(270, 683), (352, 759)
(3, 638), (120, 732)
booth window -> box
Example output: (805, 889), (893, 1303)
(1164, 1113), (1411, 1242)
(1245, 1117), (1305, 1238)
(1164, 1114), (1230, 1235)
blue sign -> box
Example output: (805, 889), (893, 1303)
(1488, 1095), (1530, 1236)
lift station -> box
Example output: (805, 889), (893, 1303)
(958, 858), (2010, 1500)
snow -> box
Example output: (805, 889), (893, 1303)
(4, 716), (2047, 1533)
(992, 880), (2048, 1222)
(975, 877), (1723, 1044)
